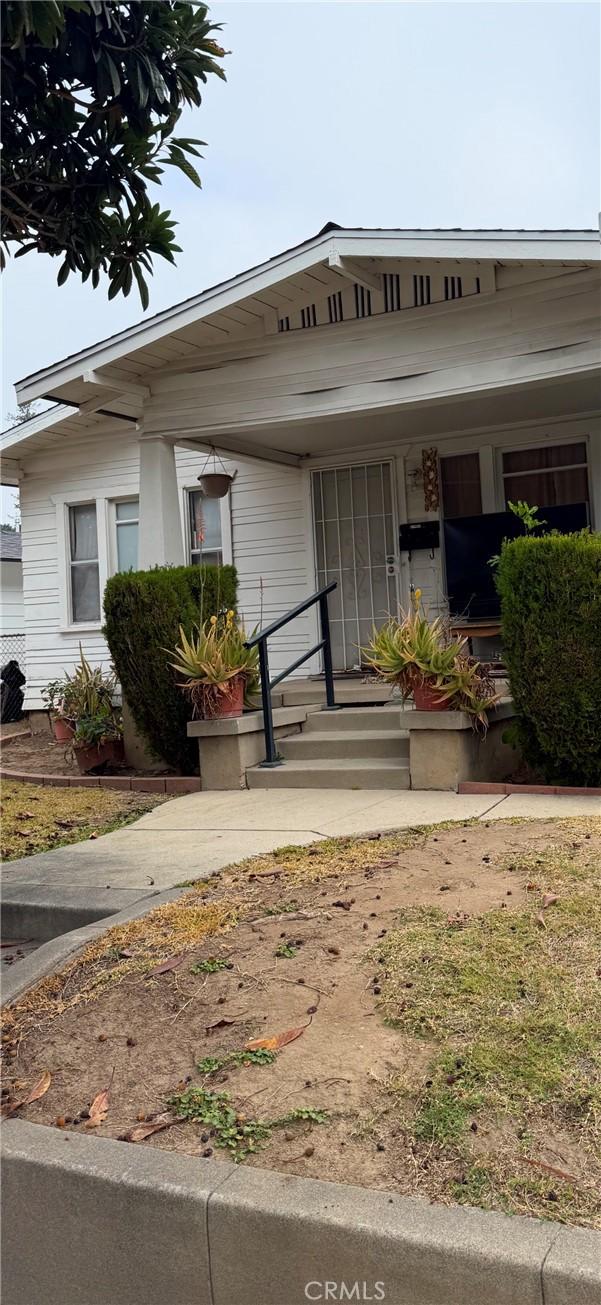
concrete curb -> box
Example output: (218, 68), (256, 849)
(1, 1120), (599, 1305)
(1, 888), (186, 1005)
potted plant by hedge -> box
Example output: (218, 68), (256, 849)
(73, 711), (124, 774)
(42, 679), (74, 741)
(59, 646), (123, 771)
(363, 596), (497, 730)
(169, 610), (259, 720)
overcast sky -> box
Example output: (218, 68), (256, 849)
(2, 0), (599, 508)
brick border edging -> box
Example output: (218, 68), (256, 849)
(0, 766), (200, 794)
(458, 780), (601, 796)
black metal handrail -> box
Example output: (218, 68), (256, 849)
(245, 581), (338, 766)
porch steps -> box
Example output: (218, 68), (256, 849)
(278, 730), (407, 761)
(279, 681), (398, 708)
(246, 757), (410, 790)
(245, 704), (410, 790)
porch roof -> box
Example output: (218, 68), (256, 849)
(3, 224), (599, 466)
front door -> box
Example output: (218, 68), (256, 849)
(311, 462), (399, 671)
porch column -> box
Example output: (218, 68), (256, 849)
(138, 435), (185, 568)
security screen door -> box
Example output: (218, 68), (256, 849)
(311, 462), (398, 671)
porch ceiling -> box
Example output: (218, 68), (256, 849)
(173, 371), (601, 461)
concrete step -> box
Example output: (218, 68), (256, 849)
(246, 758), (410, 790)
(278, 730), (409, 760)
(303, 705), (404, 732)
(281, 681), (397, 707)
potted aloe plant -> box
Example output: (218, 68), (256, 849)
(169, 610), (259, 720)
(363, 594), (497, 731)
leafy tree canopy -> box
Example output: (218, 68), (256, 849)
(1, 1), (226, 307)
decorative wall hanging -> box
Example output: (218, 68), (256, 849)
(421, 447), (440, 512)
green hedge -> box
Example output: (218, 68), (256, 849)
(103, 564), (238, 773)
(496, 531), (601, 786)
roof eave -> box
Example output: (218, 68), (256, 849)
(15, 227), (600, 405)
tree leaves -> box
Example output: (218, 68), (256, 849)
(1, 1), (227, 305)
(246, 1027), (306, 1053)
(119, 1111), (176, 1143)
(85, 1085), (111, 1127)
(1, 1070), (52, 1117)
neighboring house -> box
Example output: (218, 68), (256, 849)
(0, 528), (25, 667)
(1, 223), (599, 713)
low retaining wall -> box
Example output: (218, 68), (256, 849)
(2, 1119), (598, 1305)
(0, 767), (200, 792)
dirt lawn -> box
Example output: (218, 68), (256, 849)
(1, 781), (169, 861)
(2, 817), (600, 1228)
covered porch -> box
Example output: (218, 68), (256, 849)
(137, 369), (600, 675)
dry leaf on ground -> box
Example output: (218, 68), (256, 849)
(247, 1026), (306, 1052)
(148, 953), (187, 977)
(119, 1112), (175, 1143)
(85, 1086), (111, 1128)
(1, 1070), (51, 1117)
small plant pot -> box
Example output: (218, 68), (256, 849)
(412, 681), (452, 712)
(202, 674), (245, 720)
(75, 738), (124, 774)
(52, 716), (75, 742)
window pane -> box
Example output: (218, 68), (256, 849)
(504, 467), (589, 508)
(71, 562), (100, 622)
(503, 443), (586, 475)
(116, 499), (139, 521)
(116, 521), (138, 572)
(69, 504), (98, 561)
(189, 491), (222, 556)
(440, 453), (482, 518)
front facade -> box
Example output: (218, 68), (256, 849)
(1, 225), (599, 709)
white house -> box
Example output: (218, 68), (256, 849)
(0, 528), (25, 666)
(2, 224), (600, 717)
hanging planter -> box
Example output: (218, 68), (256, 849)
(197, 447), (236, 499)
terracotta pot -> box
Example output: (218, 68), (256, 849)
(52, 716), (75, 742)
(412, 680), (452, 712)
(203, 674), (245, 720)
(197, 472), (234, 499)
(75, 738), (124, 774)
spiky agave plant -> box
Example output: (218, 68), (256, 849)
(168, 612), (259, 718)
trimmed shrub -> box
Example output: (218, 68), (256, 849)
(496, 531), (601, 786)
(103, 564), (238, 772)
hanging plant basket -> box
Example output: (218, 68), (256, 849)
(197, 472), (235, 499)
(197, 447), (236, 499)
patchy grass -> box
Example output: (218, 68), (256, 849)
(3, 815), (600, 1228)
(1, 780), (169, 862)
(375, 841), (601, 1225)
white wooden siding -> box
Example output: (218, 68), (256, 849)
(19, 434), (313, 707)
(0, 561), (25, 634)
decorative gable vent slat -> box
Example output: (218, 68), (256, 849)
(328, 291), (344, 324)
(301, 304), (317, 328)
(444, 275), (463, 301)
(383, 273), (401, 312)
(413, 274), (431, 307)
(354, 284), (372, 318)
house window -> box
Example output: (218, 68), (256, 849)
(501, 442), (589, 508)
(115, 499), (139, 572)
(68, 503), (100, 622)
(188, 491), (223, 567)
(440, 452), (483, 518)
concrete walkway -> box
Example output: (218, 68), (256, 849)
(3, 786), (599, 911)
